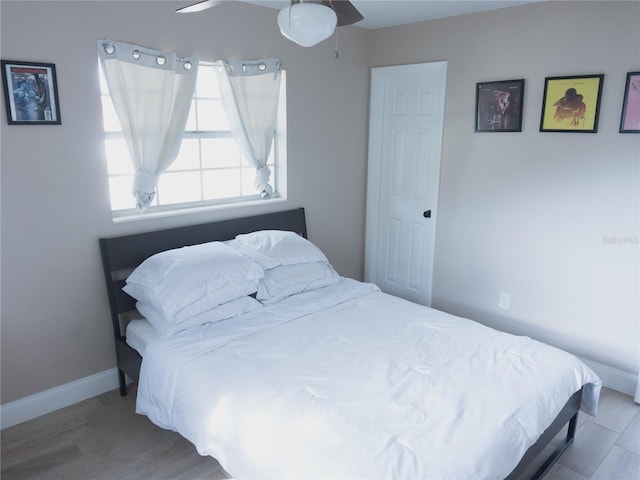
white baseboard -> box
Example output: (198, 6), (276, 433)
(1, 359), (638, 430)
(0, 368), (121, 430)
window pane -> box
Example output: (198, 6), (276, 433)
(197, 99), (230, 131)
(101, 97), (122, 132)
(104, 138), (133, 175)
(196, 67), (220, 98)
(169, 138), (201, 171)
(241, 167), (256, 195)
(109, 175), (135, 210)
(267, 142), (275, 167)
(99, 66), (109, 92)
(202, 138), (241, 168)
(185, 99), (197, 131)
(203, 169), (241, 200)
(157, 171), (202, 205)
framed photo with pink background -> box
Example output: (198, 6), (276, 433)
(620, 71), (640, 133)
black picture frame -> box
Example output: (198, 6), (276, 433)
(475, 79), (524, 132)
(620, 71), (640, 133)
(1, 60), (61, 125)
(540, 74), (603, 133)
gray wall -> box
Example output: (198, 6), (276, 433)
(0, 0), (370, 404)
(1, 1), (638, 406)
(370, 1), (639, 374)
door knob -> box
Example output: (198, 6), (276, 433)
(423, 210), (432, 218)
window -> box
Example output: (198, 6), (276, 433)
(99, 62), (286, 217)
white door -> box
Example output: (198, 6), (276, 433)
(365, 62), (447, 306)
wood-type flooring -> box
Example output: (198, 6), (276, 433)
(1, 386), (638, 479)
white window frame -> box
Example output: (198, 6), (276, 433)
(100, 62), (287, 222)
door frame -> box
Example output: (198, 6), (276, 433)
(364, 61), (447, 306)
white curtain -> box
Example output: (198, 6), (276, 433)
(97, 40), (198, 210)
(215, 58), (281, 199)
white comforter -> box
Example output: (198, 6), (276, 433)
(136, 279), (601, 479)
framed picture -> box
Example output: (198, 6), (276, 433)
(475, 79), (524, 132)
(620, 71), (640, 133)
(1, 60), (61, 125)
(540, 74), (603, 133)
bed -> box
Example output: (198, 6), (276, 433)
(99, 208), (601, 480)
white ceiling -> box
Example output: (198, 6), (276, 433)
(245, 1), (541, 29)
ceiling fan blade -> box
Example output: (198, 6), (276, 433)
(175, 0), (222, 14)
(323, 1), (364, 27)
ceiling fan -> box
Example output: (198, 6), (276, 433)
(176, 1), (364, 47)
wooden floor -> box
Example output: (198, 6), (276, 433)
(1, 386), (638, 479)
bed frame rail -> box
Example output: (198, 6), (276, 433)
(506, 388), (582, 480)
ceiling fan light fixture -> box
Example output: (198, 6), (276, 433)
(277, 3), (337, 47)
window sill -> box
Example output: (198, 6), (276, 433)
(112, 196), (287, 224)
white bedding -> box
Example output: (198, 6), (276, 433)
(136, 278), (601, 479)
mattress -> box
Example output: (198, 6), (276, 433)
(135, 278), (601, 479)
(126, 319), (158, 357)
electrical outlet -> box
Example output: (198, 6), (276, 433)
(499, 291), (511, 310)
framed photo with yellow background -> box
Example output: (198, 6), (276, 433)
(540, 74), (604, 133)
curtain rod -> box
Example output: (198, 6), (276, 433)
(236, 60), (281, 72)
(224, 58), (282, 77)
(101, 42), (194, 71)
(101, 41), (282, 74)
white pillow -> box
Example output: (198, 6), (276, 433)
(123, 279), (259, 324)
(257, 261), (340, 304)
(224, 240), (280, 269)
(233, 230), (328, 266)
(137, 296), (262, 337)
(124, 241), (263, 321)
